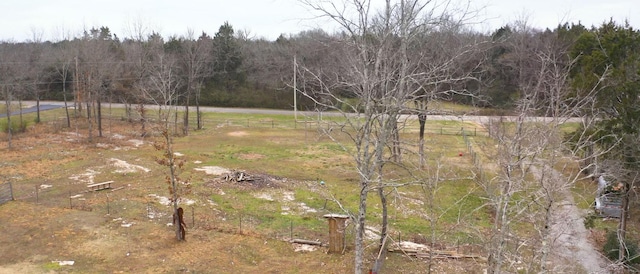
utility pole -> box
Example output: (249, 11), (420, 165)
(293, 55), (297, 122)
(74, 56), (79, 114)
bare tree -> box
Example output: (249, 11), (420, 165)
(481, 21), (609, 273)
(298, 1), (482, 272)
(177, 29), (212, 134)
(136, 35), (188, 241)
(25, 28), (46, 124)
(73, 26), (123, 140)
(48, 35), (76, 128)
(0, 42), (21, 148)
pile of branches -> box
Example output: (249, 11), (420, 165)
(388, 241), (487, 261)
(221, 170), (253, 182)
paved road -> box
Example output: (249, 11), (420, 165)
(0, 103), (64, 118)
(10, 101), (582, 124)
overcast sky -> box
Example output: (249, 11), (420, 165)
(0, 0), (637, 42)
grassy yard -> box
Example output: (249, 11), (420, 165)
(0, 106), (616, 273)
(0, 108), (492, 273)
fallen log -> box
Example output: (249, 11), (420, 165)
(414, 252), (487, 261)
(292, 239), (322, 246)
(111, 186), (125, 192)
(388, 247), (487, 261)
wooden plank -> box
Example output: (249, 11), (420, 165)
(87, 181), (113, 188)
(292, 239), (323, 246)
(110, 186), (125, 192)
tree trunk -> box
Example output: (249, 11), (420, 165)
(18, 98), (23, 133)
(183, 92), (190, 135)
(196, 91), (202, 130)
(488, 165), (513, 274)
(139, 104), (146, 137)
(540, 200), (553, 273)
(3, 87), (12, 149)
(97, 96), (103, 137)
(391, 120), (401, 163)
(36, 97), (41, 123)
(618, 182), (629, 262)
(125, 103), (131, 122)
(62, 80), (71, 128)
(86, 93), (93, 143)
(418, 112), (427, 168)
(355, 183), (368, 274)
(165, 131), (185, 241)
(372, 187), (388, 273)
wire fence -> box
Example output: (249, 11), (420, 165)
(14, 175), (482, 253)
(1, 104), (488, 138)
(5, 179), (340, 245)
(1, 107), (488, 254)
(0, 182), (13, 205)
(463, 131), (487, 183)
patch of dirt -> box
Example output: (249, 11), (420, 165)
(194, 166), (230, 175)
(253, 192), (275, 201)
(228, 131), (248, 137)
(108, 158), (151, 173)
(293, 243), (319, 252)
(0, 262), (44, 273)
(148, 194), (196, 207)
(127, 139), (145, 147)
(237, 153), (265, 160)
(66, 158), (150, 186)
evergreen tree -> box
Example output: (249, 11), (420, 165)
(211, 22), (244, 91)
(570, 21), (640, 263)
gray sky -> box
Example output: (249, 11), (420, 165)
(0, 0), (637, 42)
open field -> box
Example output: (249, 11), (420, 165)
(0, 109), (493, 273)
(3, 107), (638, 273)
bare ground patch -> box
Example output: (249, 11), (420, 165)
(237, 153), (265, 160)
(228, 131), (248, 137)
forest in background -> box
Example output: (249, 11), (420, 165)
(0, 19), (635, 114)
(2, 7), (640, 272)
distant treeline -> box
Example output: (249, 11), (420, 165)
(0, 20), (637, 114)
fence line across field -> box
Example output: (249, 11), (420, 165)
(38, 111), (486, 137)
(0, 182), (14, 205)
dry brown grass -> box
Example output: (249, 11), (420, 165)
(0, 118), (486, 273)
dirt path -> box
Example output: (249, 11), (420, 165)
(530, 165), (611, 273)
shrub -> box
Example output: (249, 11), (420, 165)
(604, 231), (640, 264)
(583, 212), (597, 229)
(336, 97), (362, 113)
(0, 119), (27, 133)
